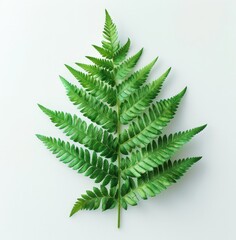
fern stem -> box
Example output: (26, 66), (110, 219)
(114, 58), (121, 228)
(117, 98), (121, 228)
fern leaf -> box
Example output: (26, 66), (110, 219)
(113, 38), (131, 65)
(92, 45), (113, 59)
(37, 11), (206, 228)
(120, 68), (171, 124)
(118, 58), (158, 102)
(60, 77), (117, 132)
(121, 125), (206, 178)
(38, 105), (117, 159)
(76, 63), (115, 86)
(121, 157), (201, 208)
(102, 10), (119, 55)
(64, 65), (116, 106)
(86, 56), (113, 70)
(70, 186), (117, 216)
(120, 88), (187, 154)
(115, 49), (143, 81)
(36, 135), (118, 186)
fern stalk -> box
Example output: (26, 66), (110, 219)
(117, 97), (121, 228)
(112, 53), (122, 227)
(37, 10), (206, 228)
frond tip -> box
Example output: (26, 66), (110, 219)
(36, 10), (206, 228)
(102, 9), (119, 55)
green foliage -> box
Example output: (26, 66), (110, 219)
(121, 157), (201, 208)
(70, 186), (118, 216)
(36, 135), (118, 186)
(65, 64), (116, 106)
(37, 10), (206, 228)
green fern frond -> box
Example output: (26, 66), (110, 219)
(115, 49), (143, 81)
(60, 77), (117, 132)
(65, 65), (116, 106)
(92, 44), (113, 59)
(118, 57), (158, 102)
(121, 125), (206, 178)
(86, 56), (113, 70)
(36, 135), (118, 186)
(121, 157), (201, 208)
(38, 104), (117, 159)
(76, 63), (115, 86)
(113, 38), (131, 65)
(120, 88), (187, 154)
(102, 10), (119, 55)
(120, 68), (171, 124)
(37, 10), (206, 228)
(70, 186), (117, 216)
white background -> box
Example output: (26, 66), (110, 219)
(0, 0), (235, 239)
